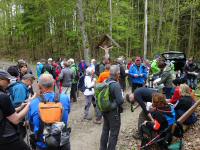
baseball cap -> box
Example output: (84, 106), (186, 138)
(0, 70), (14, 80)
(22, 74), (35, 80)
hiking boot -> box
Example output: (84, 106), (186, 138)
(83, 115), (92, 121)
(93, 119), (102, 124)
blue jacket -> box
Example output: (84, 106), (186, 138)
(36, 64), (44, 78)
(9, 82), (30, 107)
(28, 92), (70, 149)
(129, 64), (148, 85)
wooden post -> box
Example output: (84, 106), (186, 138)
(177, 100), (200, 124)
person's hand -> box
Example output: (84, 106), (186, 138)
(142, 121), (148, 125)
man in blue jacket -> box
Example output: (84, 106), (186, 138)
(9, 74), (35, 108)
(8, 73), (35, 139)
(28, 74), (71, 150)
(129, 57), (148, 92)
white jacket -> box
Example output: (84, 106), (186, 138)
(84, 75), (96, 96)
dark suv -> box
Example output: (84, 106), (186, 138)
(161, 51), (186, 72)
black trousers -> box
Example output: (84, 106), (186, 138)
(70, 83), (77, 102)
(132, 83), (143, 93)
(100, 109), (121, 150)
(0, 139), (30, 150)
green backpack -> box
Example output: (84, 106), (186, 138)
(95, 80), (116, 112)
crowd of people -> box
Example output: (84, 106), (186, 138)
(0, 54), (199, 150)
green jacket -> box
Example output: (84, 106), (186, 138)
(151, 59), (160, 74)
(71, 64), (79, 84)
(157, 65), (175, 88)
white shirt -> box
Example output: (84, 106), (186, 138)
(84, 75), (96, 96)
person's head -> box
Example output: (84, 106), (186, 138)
(117, 57), (123, 65)
(22, 74), (35, 86)
(63, 60), (71, 68)
(157, 60), (166, 69)
(180, 84), (191, 97)
(19, 63), (28, 74)
(105, 64), (111, 71)
(135, 57), (141, 66)
(48, 58), (53, 64)
(0, 70), (13, 90)
(103, 57), (110, 64)
(91, 59), (96, 65)
(152, 93), (167, 108)
(38, 74), (54, 93)
(40, 59), (46, 65)
(68, 58), (74, 65)
(86, 67), (94, 76)
(110, 65), (120, 80)
(7, 66), (19, 78)
(188, 57), (193, 65)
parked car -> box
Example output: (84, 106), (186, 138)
(161, 51), (186, 73)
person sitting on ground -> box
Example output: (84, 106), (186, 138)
(169, 79), (196, 104)
(140, 93), (176, 149)
(97, 64), (110, 83)
(129, 57), (148, 92)
(175, 84), (197, 125)
(0, 70), (32, 150)
(28, 74), (71, 150)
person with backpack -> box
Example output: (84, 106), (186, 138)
(99, 65), (124, 150)
(69, 58), (79, 102)
(0, 70), (31, 150)
(28, 74), (71, 150)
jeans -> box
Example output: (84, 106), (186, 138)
(84, 95), (93, 118)
(92, 96), (102, 120)
(100, 109), (121, 150)
(187, 78), (197, 89)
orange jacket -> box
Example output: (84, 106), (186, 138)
(97, 70), (110, 83)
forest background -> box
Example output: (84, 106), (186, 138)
(0, 0), (200, 62)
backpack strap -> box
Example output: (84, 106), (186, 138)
(54, 93), (60, 103)
(39, 93), (60, 103)
(39, 94), (46, 103)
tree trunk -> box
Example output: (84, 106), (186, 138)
(156, 0), (163, 48)
(167, 0), (177, 51)
(77, 0), (90, 65)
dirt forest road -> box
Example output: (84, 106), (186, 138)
(69, 96), (140, 150)
(0, 60), (140, 150)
